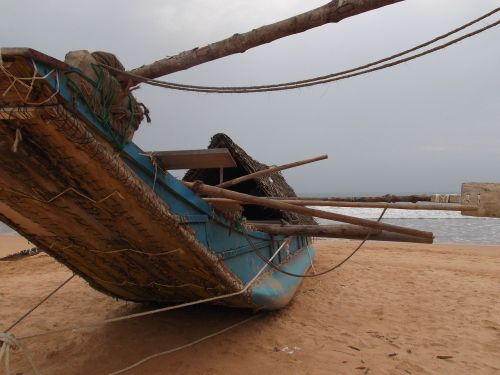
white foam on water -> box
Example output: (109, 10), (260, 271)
(309, 206), (465, 219)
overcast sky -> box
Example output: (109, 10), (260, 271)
(3, 0), (500, 194)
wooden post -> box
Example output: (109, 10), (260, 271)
(203, 198), (477, 211)
(128, 0), (404, 79)
(185, 181), (433, 240)
(250, 223), (433, 244)
(216, 154), (328, 189)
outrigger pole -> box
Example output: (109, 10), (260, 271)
(185, 181), (433, 240)
(203, 198), (477, 212)
(128, 0), (404, 79)
(249, 223), (433, 244)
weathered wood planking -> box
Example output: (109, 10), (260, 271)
(0, 55), (245, 304)
(461, 183), (500, 218)
(153, 149), (237, 170)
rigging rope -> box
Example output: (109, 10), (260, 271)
(3, 275), (75, 334)
(108, 314), (260, 375)
(1, 275), (74, 375)
(244, 208), (388, 278)
(100, 7), (500, 93)
(9, 238), (290, 341)
(0, 239), (290, 374)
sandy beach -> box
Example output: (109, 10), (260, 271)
(0, 235), (34, 258)
(1, 237), (499, 375)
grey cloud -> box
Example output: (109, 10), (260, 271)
(3, 0), (500, 194)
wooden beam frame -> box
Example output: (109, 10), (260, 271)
(185, 181), (433, 240)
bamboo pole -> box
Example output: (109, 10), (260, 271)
(129, 0), (404, 79)
(203, 198), (477, 211)
(185, 181), (433, 239)
(250, 223), (433, 244)
(216, 154), (328, 189)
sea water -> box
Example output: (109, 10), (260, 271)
(0, 222), (16, 235)
(1, 208), (499, 245)
(313, 207), (500, 245)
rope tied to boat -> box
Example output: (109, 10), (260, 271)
(65, 51), (148, 151)
(0, 58), (60, 105)
(2, 239), (291, 374)
(244, 207), (389, 278)
(0, 333), (40, 375)
(101, 7), (500, 93)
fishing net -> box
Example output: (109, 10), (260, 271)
(65, 50), (149, 150)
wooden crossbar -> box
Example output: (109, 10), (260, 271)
(152, 148), (236, 170)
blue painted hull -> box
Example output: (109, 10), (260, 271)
(0, 49), (315, 310)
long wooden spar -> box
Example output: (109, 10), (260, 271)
(217, 154), (328, 189)
(128, 0), (404, 79)
(185, 181), (433, 240)
(203, 198), (477, 212)
(250, 223), (433, 244)
(271, 194), (454, 203)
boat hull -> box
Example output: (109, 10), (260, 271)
(0, 49), (314, 309)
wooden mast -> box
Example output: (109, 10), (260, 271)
(128, 0), (404, 79)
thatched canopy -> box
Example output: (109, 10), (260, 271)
(184, 133), (316, 225)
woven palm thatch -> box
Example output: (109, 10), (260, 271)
(184, 133), (316, 225)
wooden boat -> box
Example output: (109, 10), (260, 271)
(1, 3), (499, 312)
(0, 48), (316, 310)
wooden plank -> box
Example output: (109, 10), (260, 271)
(152, 148), (237, 170)
(461, 183), (500, 218)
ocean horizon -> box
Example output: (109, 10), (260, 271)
(1, 192), (499, 245)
